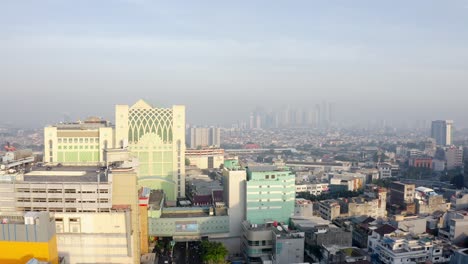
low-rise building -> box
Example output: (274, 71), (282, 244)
(409, 156), (433, 169)
(318, 200), (341, 220)
(294, 198), (313, 218)
(321, 246), (370, 264)
(271, 227), (305, 264)
(328, 172), (365, 191)
(241, 221), (274, 264)
(0, 211), (59, 264)
(451, 190), (468, 210)
(390, 215), (427, 235)
(389, 182), (415, 214)
(415, 187), (450, 215)
(439, 210), (468, 245)
(369, 230), (451, 264)
(185, 148), (224, 169)
(295, 183), (329, 196)
(291, 217), (352, 262)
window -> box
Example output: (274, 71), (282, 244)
(69, 218), (81, 233)
(74, 138), (78, 143)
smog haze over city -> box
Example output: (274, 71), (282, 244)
(1, 0), (468, 128)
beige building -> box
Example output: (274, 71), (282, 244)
(44, 117), (113, 165)
(115, 100), (186, 200)
(186, 148), (224, 169)
(0, 151), (141, 264)
(55, 209), (136, 264)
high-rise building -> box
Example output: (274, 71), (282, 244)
(431, 120), (453, 146)
(44, 117), (113, 165)
(115, 100), (186, 200)
(188, 127), (220, 148)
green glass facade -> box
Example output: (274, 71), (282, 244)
(246, 167), (295, 225)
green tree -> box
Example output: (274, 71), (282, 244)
(201, 241), (228, 264)
(185, 158), (191, 166)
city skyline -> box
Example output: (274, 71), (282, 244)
(1, 1), (468, 128)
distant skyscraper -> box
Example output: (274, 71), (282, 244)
(431, 120), (453, 146)
(115, 100), (186, 200)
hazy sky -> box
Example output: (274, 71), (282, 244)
(1, 1), (468, 128)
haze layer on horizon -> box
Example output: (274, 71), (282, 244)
(1, 1), (468, 128)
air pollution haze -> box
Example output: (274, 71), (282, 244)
(1, 1), (468, 128)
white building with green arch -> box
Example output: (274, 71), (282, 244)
(115, 100), (186, 200)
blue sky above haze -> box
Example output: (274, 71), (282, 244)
(1, 1), (468, 127)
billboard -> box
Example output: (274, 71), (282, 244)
(175, 221), (198, 232)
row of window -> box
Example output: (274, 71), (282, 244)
(58, 145), (100, 150)
(58, 138), (99, 144)
(16, 188), (109, 194)
(18, 198), (109, 203)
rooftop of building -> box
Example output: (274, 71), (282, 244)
(272, 226), (305, 239)
(148, 190), (164, 210)
(295, 198), (313, 205)
(291, 216), (334, 231)
(160, 207), (216, 218)
(23, 166), (107, 183)
(246, 165), (285, 172)
(324, 245), (368, 259)
(319, 199), (340, 206)
(374, 224), (397, 237)
(0, 211), (52, 225)
(186, 174), (223, 196)
(51, 117), (111, 129)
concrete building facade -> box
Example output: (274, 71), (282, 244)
(188, 127), (221, 149)
(245, 166), (295, 225)
(44, 117), (113, 165)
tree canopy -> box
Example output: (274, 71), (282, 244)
(201, 241), (228, 264)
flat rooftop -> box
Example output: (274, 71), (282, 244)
(23, 166), (107, 183)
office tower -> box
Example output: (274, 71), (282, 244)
(328, 102), (335, 125)
(44, 117), (113, 165)
(245, 166), (295, 225)
(249, 113), (255, 129)
(188, 127), (221, 148)
(115, 100), (186, 200)
(315, 104), (321, 127)
(255, 114), (261, 129)
(431, 120), (453, 146)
